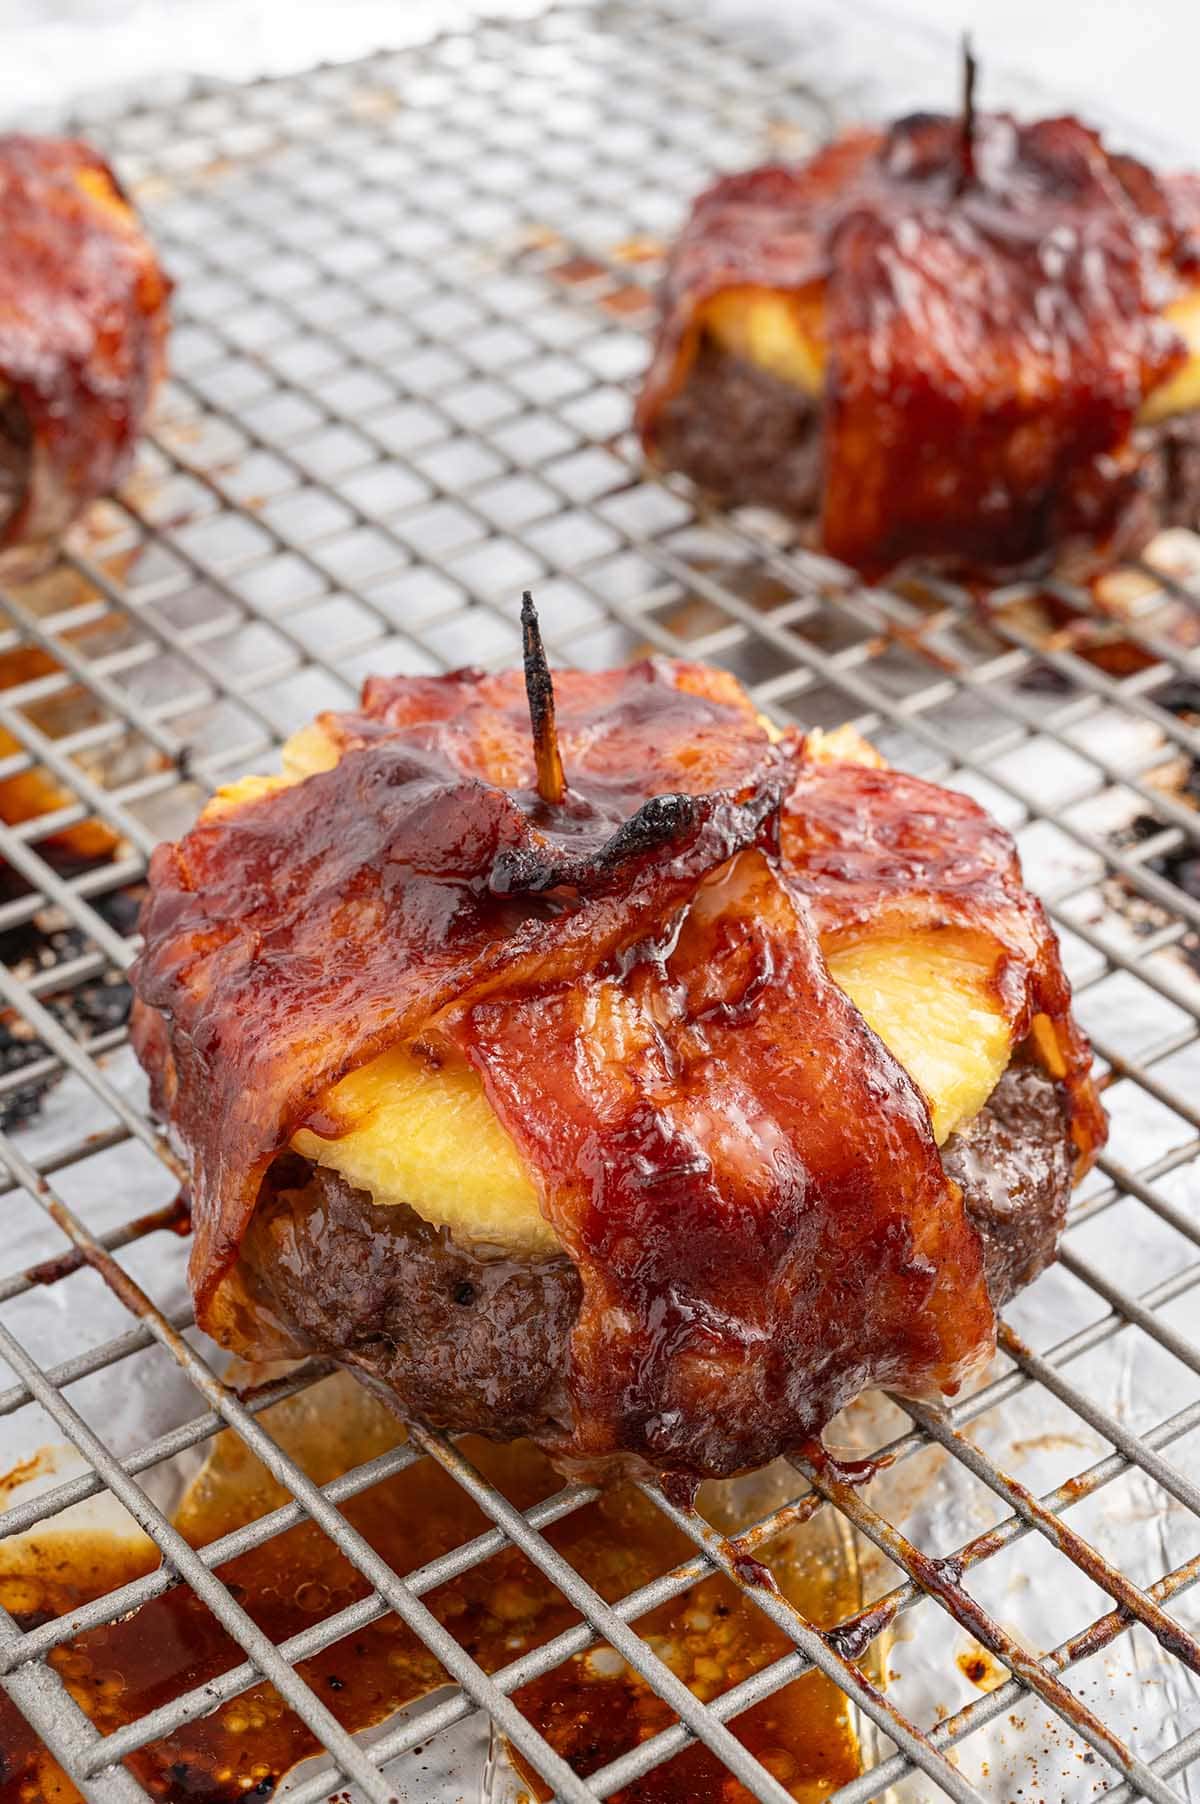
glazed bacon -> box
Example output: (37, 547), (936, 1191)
(782, 760), (1104, 1174)
(0, 135), (170, 551)
(132, 660), (1104, 1476)
(133, 663), (792, 1328)
(637, 113), (1200, 579)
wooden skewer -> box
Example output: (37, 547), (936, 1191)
(520, 591), (567, 804)
(957, 33), (978, 196)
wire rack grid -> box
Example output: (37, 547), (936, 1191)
(0, 1), (1199, 1800)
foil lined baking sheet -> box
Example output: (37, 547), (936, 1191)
(0, 3), (1198, 1800)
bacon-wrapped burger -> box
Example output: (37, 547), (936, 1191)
(636, 92), (1200, 583)
(0, 135), (170, 554)
(131, 600), (1105, 1480)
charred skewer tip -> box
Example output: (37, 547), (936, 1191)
(957, 33), (978, 196)
(520, 591), (567, 805)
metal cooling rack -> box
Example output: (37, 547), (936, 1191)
(1, 1), (1200, 1799)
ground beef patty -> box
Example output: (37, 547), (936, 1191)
(232, 1060), (1072, 1446)
(941, 1063), (1073, 1307)
(654, 344), (1200, 575)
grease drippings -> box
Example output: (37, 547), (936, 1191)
(0, 1375), (863, 1803)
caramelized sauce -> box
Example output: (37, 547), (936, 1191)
(0, 1376), (862, 1802)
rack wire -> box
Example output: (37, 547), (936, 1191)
(1, 1), (1199, 1799)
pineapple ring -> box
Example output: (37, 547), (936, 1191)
(701, 282), (1200, 426)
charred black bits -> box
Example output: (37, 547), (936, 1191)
(1153, 678), (1200, 717)
(453, 1280), (476, 1306)
(0, 885), (140, 1130)
(1018, 661), (1072, 696)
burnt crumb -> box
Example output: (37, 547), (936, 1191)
(0, 883), (141, 1130)
(325, 1673), (345, 1691)
(94, 882), (144, 939)
(162, 1768), (278, 1803)
(1017, 661), (1074, 696)
(164, 1761), (270, 1803)
(1128, 805), (1200, 910)
(1118, 688), (1200, 922)
(0, 1024), (60, 1129)
(1152, 677), (1200, 720)
(12, 1607), (57, 1636)
(453, 1280), (477, 1306)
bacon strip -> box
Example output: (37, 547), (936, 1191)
(637, 113), (1200, 579)
(456, 848), (993, 1474)
(781, 757), (1106, 1173)
(132, 661), (1105, 1474)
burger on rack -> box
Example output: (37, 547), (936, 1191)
(132, 598), (1106, 1482)
(636, 52), (1200, 583)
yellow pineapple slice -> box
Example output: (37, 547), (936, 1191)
(824, 929), (1012, 1145)
(292, 1046), (556, 1256)
(1141, 288), (1200, 423)
(200, 721), (341, 820)
(292, 923), (1011, 1255)
(202, 772), (292, 818)
(702, 286), (825, 393)
(702, 283), (1200, 424)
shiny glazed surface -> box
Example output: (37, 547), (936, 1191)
(637, 113), (1200, 578)
(131, 661), (1106, 1478)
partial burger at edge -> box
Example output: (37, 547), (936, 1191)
(636, 101), (1200, 583)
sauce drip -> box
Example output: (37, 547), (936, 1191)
(0, 1375), (863, 1803)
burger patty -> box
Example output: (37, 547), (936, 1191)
(233, 1060), (1072, 1445)
(654, 343), (1200, 573)
(0, 390), (31, 545)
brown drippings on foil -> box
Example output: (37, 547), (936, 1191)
(957, 1643), (1009, 1692)
(0, 546), (146, 868)
(0, 1375), (862, 1803)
